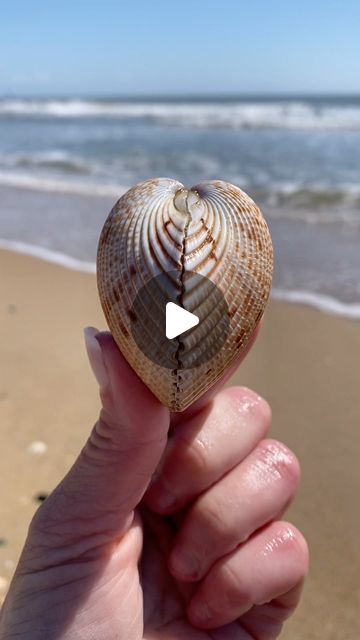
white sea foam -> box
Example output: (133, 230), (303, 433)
(0, 239), (96, 273)
(0, 170), (359, 227)
(2, 99), (360, 130)
(1, 238), (359, 319)
(272, 288), (360, 320)
(0, 171), (125, 197)
(0, 150), (93, 174)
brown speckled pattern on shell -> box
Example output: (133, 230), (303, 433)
(97, 178), (273, 411)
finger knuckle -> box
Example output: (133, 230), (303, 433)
(259, 439), (301, 488)
(231, 386), (272, 432)
(198, 498), (229, 540)
(219, 560), (253, 606)
(185, 437), (212, 475)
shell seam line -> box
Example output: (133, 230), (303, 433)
(173, 195), (192, 408)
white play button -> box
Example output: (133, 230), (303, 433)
(165, 302), (199, 340)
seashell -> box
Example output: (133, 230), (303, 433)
(97, 178), (273, 411)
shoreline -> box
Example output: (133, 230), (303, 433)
(1, 240), (359, 320)
(1, 178), (360, 314)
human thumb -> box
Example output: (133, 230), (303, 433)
(33, 328), (170, 540)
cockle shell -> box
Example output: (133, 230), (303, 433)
(97, 178), (273, 411)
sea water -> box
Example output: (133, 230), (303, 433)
(0, 95), (359, 317)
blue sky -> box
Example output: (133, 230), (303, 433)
(1, 0), (359, 96)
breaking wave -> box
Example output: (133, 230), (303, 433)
(2, 98), (360, 130)
(0, 169), (359, 226)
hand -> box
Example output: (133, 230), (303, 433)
(0, 328), (308, 639)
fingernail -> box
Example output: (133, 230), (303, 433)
(84, 327), (109, 390)
(170, 548), (200, 580)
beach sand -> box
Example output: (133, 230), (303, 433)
(0, 247), (359, 639)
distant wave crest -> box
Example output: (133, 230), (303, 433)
(2, 99), (360, 130)
(0, 150), (93, 174)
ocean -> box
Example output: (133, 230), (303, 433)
(0, 95), (359, 318)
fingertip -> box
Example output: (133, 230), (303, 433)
(223, 385), (271, 419)
(187, 599), (214, 628)
(94, 330), (170, 428)
(259, 521), (310, 592)
(93, 330), (118, 354)
(277, 522), (310, 578)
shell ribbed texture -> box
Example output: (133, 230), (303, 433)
(97, 178), (273, 411)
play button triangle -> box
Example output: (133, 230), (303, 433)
(165, 302), (199, 340)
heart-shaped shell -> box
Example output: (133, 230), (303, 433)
(97, 178), (273, 411)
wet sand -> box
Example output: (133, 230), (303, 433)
(0, 248), (359, 639)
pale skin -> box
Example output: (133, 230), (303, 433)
(0, 328), (309, 639)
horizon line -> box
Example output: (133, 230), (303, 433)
(1, 91), (360, 100)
